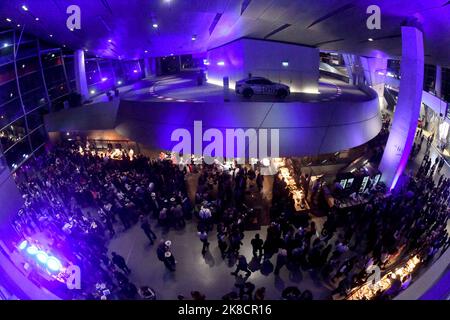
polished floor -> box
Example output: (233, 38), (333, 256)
(106, 127), (450, 300)
(108, 173), (331, 300)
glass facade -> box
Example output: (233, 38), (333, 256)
(0, 28), (145, 172)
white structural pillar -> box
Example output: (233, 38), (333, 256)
(144, 57), (156, 78)
(360, 57), (387, 99)
(74, 49), (89, 102)
(435, 65), (442, 98)
(379, 26), (424, 190)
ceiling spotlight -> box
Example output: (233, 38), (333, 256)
(90, 89), (96, 95)
(3, 43), (8, 48)
(17, 24), (21, 27)
(144, 50), (148, 53)
(49, 34), (53, 38)
(21, 5), (29, 11)
(70, 28), (74, 32)
(6, 18), (12, 22)
(152, 23), (158, 28)
(368, 38), (374, 42)
(51, 53), (55, 58)
(191, 35), (197, 41)
(35, 17), (39, 21)
(108, 39), (112, 43)
(62, 44), (66, 47)
(217, 61), (225, 66)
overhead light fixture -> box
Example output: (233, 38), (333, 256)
(49, 34), (53, 38)
(217, 61), (225, 66)
(191, 35), (197, 41)
(22, 64), (26, 68)
(51, 53), (55, 58)
(144, 50), (148, 53)
(3, 43), (9, 48)
(368, 38), (374, 42)
(6, 18), (12, 22)
(90, 89), (96, 94)
(108, 39), (112, 43)
(152, 23), (158, 28)
(101, 77), (108, 82)
(35, 17), (39, 21)
(21, 5), (29, 11)
(282, 61), (289, 67)
(17, 24), (21, 27)
(117, 80), (122, 85)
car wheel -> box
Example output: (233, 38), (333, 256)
(243, 88), (254, 98)
(276, 89), (288, 99)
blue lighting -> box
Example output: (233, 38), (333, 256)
(26, 245), (38, 255)
(217, 61), (225, 66)
(21, 5), (29, 11)
(18, 240), (28, 250)
(36, 251), (48, 264)
(152, 23), (158, 28)
(46, 257), (62, 272)
(282, 61), (289, 67)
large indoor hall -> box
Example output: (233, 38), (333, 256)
(0, 0), (449, 307)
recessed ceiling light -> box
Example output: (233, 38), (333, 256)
(35, 17), (39, 21)
(368, 38), (374, 42)
(191, 35), (197, 41)
(49, 34), (53, 37)
(152, 23), (158, 28)
(17, 24), (21, 27)
(22, 5), (29, 11)
(108, 39), (112, 43)
(144, 50), (148, 53)
(6, 18), (12, 22)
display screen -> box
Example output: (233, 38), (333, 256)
(359, 176), (369, 193)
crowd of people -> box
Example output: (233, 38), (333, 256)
(8, 133), (450, 300)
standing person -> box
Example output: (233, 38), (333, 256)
(231, 255), (251, 277)
(198, 231), (210, 255)
(140, 215), (157, 245)
(251, 234), (264, 258)
(156, 240), (167, 261)
(111, 252), (131, 274)
(164, 251), (176, 271)
(274, 249), (288, 275)
(218, 233), (228, 258)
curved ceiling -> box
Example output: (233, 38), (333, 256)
(0, 0), (449, 66)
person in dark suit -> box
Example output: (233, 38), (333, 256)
(111, 252), (131, 274)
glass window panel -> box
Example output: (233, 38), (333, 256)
(0, 117), (27, 152)
(26, 106), (48, 130)
(0, 80), (19, 106)
(48, 84), (69, 101)
(4, 137), (31, 169)
(21, 88), (48, 112)
(43, 65), (66, 88)
(0, 99), (24, 129)
(0, 31), (15, 65)
(16, 56), (40, 78)
(29, 125), (47, 150)
(16, 40), (38, 60)
(41, 51), (63, 69)
(18, 71), (45, 94)
(0, 63), (16, 86)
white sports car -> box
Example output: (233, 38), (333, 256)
(235, 77), (290, 98)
